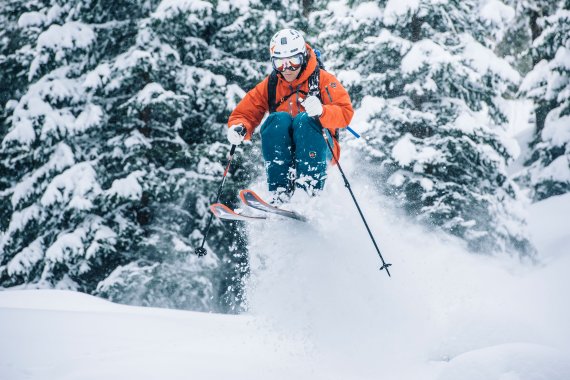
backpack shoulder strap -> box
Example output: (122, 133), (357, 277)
(267, 71), (278, 113)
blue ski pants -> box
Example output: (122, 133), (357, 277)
(260, 112), (333, 194)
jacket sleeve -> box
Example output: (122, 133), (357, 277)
(317, 71), (354, 131)
(227, 78), (269, 140)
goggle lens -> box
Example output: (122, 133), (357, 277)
(272, 54), (303, 72)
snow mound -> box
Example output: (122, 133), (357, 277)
(438, 343), (570, 380)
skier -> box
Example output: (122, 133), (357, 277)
(227, 28), (354, 204)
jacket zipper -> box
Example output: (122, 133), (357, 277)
(295, 85), (301, 114)
(325, 85), (333, 103)
(289, 85), (294, 115)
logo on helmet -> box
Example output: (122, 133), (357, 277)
(270, 29), (306, 59)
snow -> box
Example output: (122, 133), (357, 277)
(73, 104), (103, 133)
(10, 142), (76, 208)
(83, 63), (112, 91)
(40, 162), (101, 208)
(350, 95), (386, 134)
(552, 46), (570, 71)
(0, 205), (41, 252)
(534, 155), (570, 184)
(479, 0), (515, 26)
(46, 4), (64, 23)
(392, 133), (417, 166)
(461, 34), (521, 85)
(326, 0), (351, 19)
(401, 39), (455, 74)
(454, 112), (480, 134)
(542, 106), (570, 147)
(105, 171), (144, 201)
(528, 194), (570, 261)
(18, 12), (46, 28)
(2, 70), (91, 147)
(384, 0), (419, 26)
(216, 0), (252, 13)
(85, 224), (117, 260)
(151, 0), (213, 20)
(45, 227), (87, 263)
(503, 99), (535, 176)
(225, 83), (246, 111)
(336, 69), (362, 86)
(1, 2), (569, 375)
(1, 159), (569, 379)
(353, 2), (383, 20)
(6, 239), (44, 276)
(437, 343), (570, 380)
(134, 83), (181, 106)
(29, 22), (95, 79)
(519, 59), (549, 99)
(479, 0), (516, 41)
(2, 115), (36, 146)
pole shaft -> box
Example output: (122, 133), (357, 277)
(321, 129), (392, 276)
(195, 127), (247, 256)
(196, 145), (236, 253)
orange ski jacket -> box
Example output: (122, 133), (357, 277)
(228, 44), (354, 161)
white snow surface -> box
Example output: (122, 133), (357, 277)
(479, 0), (515, 27)
(151, 0), (213, 20)
(383, 0), (419, 26)
(354, 2), (383, 20)
(1, 156), (570, 379)
(479, 0), (515, 42)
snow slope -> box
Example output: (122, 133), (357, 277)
(1, 167), (570, 379)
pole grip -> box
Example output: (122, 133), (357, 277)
(228, 125), (246, 157)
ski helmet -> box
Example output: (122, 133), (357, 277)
(269, 29), (306, 59)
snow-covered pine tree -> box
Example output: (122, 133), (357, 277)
(518, 0), (570, 201)
(314, 0), (534, 255)
(0, 0), (276, 312)
(1, 0), (108, 293)
(490, 0), (557, 75)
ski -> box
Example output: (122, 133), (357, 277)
(210, 203), (266, 222)
(239, 189), (307, 222)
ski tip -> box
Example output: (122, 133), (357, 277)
(238, 190), (248, 205)
(210, 203), (232, 217)
(239, 189), (270, 207)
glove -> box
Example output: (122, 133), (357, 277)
(302, 95), (323, 117)
(227, 124), (246, 146)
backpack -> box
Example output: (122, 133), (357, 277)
(267, 49), (339, 139)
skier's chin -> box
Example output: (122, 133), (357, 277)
(283, 71), (299, 82)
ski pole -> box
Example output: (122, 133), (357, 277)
(194, 126), (246, 256)
(320, 122), (392, 277)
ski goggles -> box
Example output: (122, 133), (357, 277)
(271, 53), (304, 72)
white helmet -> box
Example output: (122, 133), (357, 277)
(269, 28), (306, 59)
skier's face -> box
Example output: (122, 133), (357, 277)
(282, 68), (301, 82)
